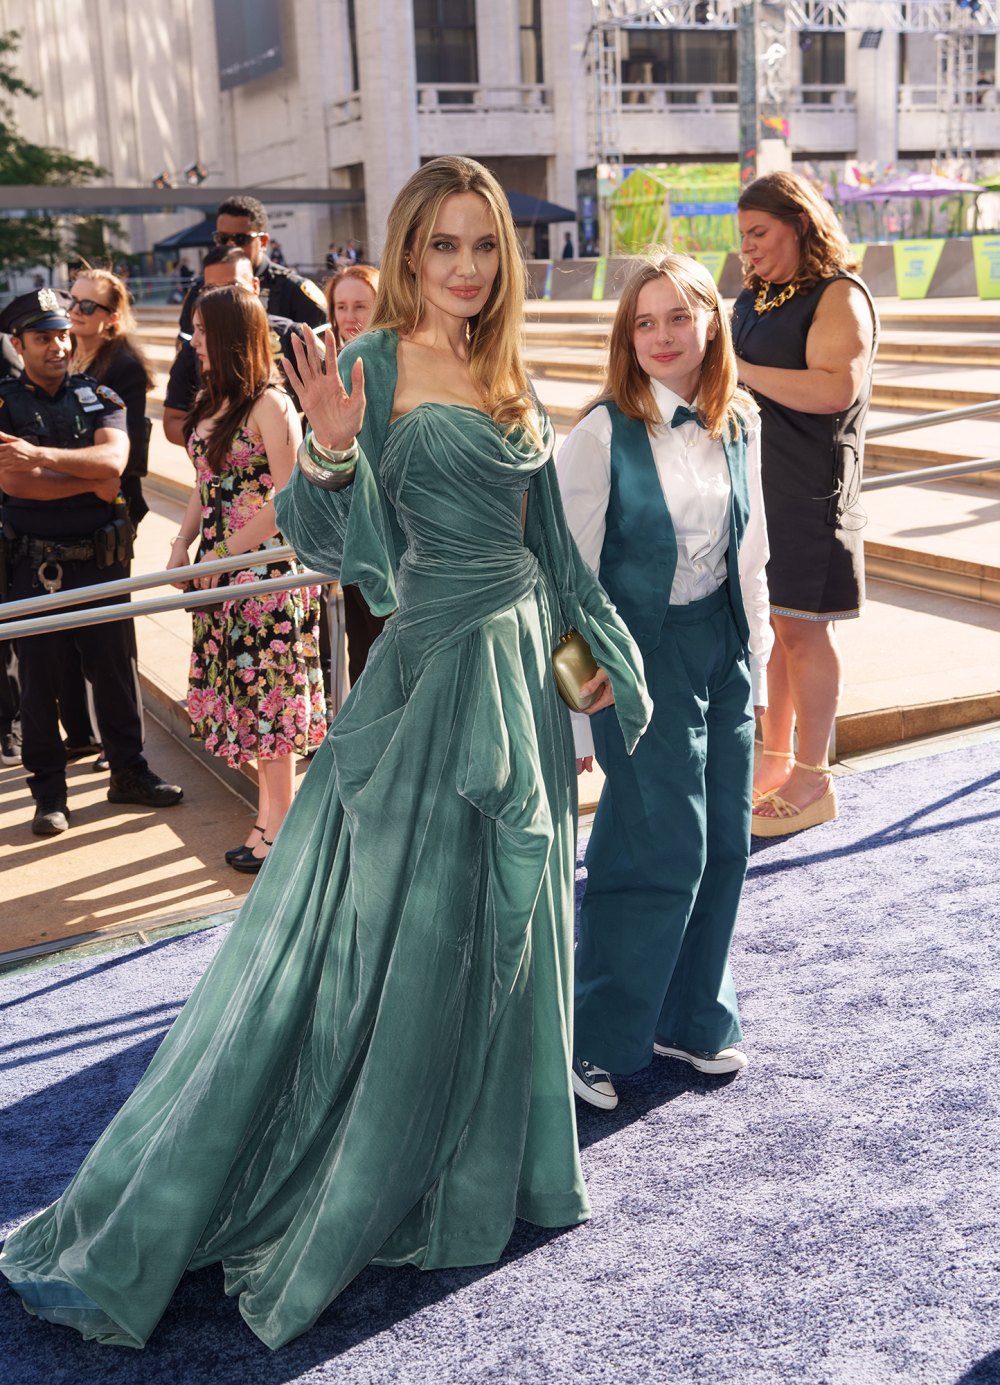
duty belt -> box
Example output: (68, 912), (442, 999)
(12, 535), (97, 563)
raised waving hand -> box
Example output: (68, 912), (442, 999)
(283, 328), (366, 452)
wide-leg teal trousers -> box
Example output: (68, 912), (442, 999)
(575, 584), (755, 1075)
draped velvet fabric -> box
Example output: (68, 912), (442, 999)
(0, 330), (650, 1351)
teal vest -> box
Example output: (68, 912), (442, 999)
(598, 403), (752, 654)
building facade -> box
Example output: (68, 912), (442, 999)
(1, 0), (998, 264)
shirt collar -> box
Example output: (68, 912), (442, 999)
(650, 378), (699, 426)
(22, 370), (70, 399)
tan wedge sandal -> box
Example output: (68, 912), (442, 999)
(751, 759), (838, 837)
(752, 748), (794, 805)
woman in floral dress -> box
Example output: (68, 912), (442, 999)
(166, 285), (327, 871)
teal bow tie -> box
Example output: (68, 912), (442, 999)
(670, 405), (705, 429)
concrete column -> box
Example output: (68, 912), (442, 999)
(544, 0), (591, 242)
(851, 7), (900, 165)
(476, 0), (520, 103)
(357, 0), (419, 258)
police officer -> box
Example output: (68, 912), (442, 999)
(0, 329), (22, 763)
(177, 195), (328, 343)
(162, 245), (323, 444)
(0, 288), (183, 836)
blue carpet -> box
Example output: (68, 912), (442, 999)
(2, 739), (999, 1384)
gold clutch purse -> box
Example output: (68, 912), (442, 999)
(551, 629), (599, 712)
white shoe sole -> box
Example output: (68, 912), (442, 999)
(653, 1044), (749, 1075)
(571, 1068), (619, 1110)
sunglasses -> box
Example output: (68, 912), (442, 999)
(212, 231), (262, 248)
(69, 297), (112, 317)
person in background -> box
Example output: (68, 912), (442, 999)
(0, 331), (22, 765)
(57, 265), (156, 768)
(176, 195), (328, 344)
(557, 251), (770, 1111)
(69, 265), (154, 530)
(0, 288), (182, 837)
(322, 263), (384, 684)
(166, 286), (326, 873)
(162, 246), (323, 446)
(562, 231), (575, 259)
(732, 171), (877, 837)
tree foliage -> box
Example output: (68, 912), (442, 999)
(0, 30), (106, 274)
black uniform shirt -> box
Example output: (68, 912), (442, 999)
(0, 371), (126, 538)
(177, 254), (328, 339)
(164, 315), (315, 415)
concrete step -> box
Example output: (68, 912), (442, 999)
(861, 480), (1000, 607)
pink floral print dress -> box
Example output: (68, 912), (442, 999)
(186, 421), (327, 767)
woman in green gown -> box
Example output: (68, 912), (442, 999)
(0, 157), (649, 1350)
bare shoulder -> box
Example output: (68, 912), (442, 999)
(248, 386), (294, 427)
(810, 277), (875, 356)
(814, 277), (872, 327)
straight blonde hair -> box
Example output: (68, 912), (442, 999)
(369, 156), (541, 444)
(70, 263), (154, 388)
(586, 251), (753, 442)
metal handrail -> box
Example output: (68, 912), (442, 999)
(862, 457), (1000, 489)
(0, 546), (306, 620)
(0, 548), (335, 642)
(866, 398), (1000, 439)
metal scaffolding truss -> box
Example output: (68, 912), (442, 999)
(591, 0), (1000, 29)
(589, 0), (999, 170)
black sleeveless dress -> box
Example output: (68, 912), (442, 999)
(731, 272), (877, 620)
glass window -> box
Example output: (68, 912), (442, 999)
(520, 0), (544, 85)
(799, 31), (846, 103)
(414, 0), (478, 101)
(620, 28), (736, 103)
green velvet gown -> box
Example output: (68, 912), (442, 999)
(0, 331), (650, 1351)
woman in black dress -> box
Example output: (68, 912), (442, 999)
(69, 266), (154, 530)
(732, 172), (877, 837)
(59, 267), (156, 761)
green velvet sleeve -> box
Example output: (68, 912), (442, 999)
(274, 329), (402, 617)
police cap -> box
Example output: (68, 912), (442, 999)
(0, 287), (73, 336)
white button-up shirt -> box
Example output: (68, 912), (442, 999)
(556, 380), (772, 756)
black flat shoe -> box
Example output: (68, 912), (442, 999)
(230, 835), (272, 875)
(225, 826), (265, 864)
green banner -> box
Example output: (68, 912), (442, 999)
(892, 240), (945, 299)
(542, 262), (554, 301)
(971, 234), (1000, 299)
(691, 251), (729, 284)
(591, 258), (608, 300)
(848, 242), (868, 266)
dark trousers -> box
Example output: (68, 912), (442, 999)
(12, 556), (145, 802)
(575, 585), (755, 1075)
(343, 583), (386, 687)
(0, 640), (18, 735)
(56, 504), (145, 747)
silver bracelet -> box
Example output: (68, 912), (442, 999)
(297, 437), (357, 491)
(308, 432), (358, 466)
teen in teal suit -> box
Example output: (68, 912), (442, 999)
(557, 252), (772, 1111)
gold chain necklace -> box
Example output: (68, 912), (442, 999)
(754, 280), (798, 315)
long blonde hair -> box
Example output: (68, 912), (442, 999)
(70, 263), (153, 387)
(737, 171), (859, 292)
(587, 251), (753, 441)
(369, 156), (540, 443)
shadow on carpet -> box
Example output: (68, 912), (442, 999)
(1, 740), (998, 1385)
